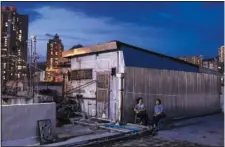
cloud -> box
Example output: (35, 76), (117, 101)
(28, 6), (165, 57)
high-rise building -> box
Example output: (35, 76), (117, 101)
(1, 6), (29, 87)
(177, 55), (202, 66)
(45, 34), (64, 81)
(218, 45), (224, 63)
(202, 57), (218, 71)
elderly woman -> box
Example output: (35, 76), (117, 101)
(152, 98), (166, 129)
(134, 97), (148, 125)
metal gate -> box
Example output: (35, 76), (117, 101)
(96, 71), (110, 118)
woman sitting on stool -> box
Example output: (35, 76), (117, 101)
(152, 98), (166, 129)
(134, 97), (148, 125)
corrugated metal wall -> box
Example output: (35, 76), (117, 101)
(123, 67), (221, 123)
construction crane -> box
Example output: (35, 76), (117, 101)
(45, 33), (85, 41)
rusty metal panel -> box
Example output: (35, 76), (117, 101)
(71, 69), (93, 80)
(62, 42), (118, 58)
(123, 67), (220, 123)
(96, 72), (110, 118)
(96, 89), (108, 102)
(96, 73), (109, 89)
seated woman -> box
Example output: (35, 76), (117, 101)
(134, 97), (148, 125)
(152, 98), (166, 129)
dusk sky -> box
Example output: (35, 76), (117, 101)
(2, 1), (224, 60)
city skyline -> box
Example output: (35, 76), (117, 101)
(2, 1), (224, 60)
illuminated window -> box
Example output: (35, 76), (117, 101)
(51, 51), (53, 55)
(18, 74), (20, 78)
(18, 66), (22, 70)
(3, 63), (6, 69)
(56, 52), (58, 55)
(5, 22), (8, 27)
(18, 34), (22, 41)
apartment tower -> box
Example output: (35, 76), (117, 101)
(1, 6), (28, 87)
(45, 34), (64, 81)
(219, 45), (224, 63)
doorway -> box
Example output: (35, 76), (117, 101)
(96, 71), (110, 118)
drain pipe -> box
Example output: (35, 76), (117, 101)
(117, 73), (124, 122)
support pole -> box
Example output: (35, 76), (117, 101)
(62, 73), (65, 99)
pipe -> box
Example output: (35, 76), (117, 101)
(117, 73), (124, 122)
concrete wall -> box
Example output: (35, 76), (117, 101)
(2, 97), (33, 105)
(220, 95), (224, 113)
(1, 103), (56, 146)
(70, 51), (125, 120)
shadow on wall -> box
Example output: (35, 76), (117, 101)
(220, 95), (224, 113)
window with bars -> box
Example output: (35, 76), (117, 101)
(71, 69), (93, 80)
(97, 74), (109, 88)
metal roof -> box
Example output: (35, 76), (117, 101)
(62, 40), (199, 71)
(115, 41), (199, 68)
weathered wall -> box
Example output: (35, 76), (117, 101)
(70, 51), (125, 120)
(1, 103), (56, 145)
(220, 95), (224, 113)
(123, 67), (220, 122)
(1, 97), (33, 105)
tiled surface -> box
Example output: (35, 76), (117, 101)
(157, 114), (224, 147)
(106, 114), (224, 147)
(106, 136), (206, 147)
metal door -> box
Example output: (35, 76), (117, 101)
(96, 71), (110, 118)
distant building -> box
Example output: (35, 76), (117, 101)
(45, 34), (64, 81)
(33, 62), (46, 82)
(218, 45), (224, 63)
(202, 57), (218, 71)
(177, 56), (202, 66)
(1, 6), (29, 87)
(53, 57), (71, 83)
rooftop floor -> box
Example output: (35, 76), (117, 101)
(106, 114), (224, 147)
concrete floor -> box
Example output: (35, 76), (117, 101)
(107, 114), (224, 147)
(157, 114), (224, 147)
(44, 124), (120, 146)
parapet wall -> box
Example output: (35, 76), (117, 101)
(1, 103), (56, 145)
(220, 87), (224, 112)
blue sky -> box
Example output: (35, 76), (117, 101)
(2, 1), (224, 60)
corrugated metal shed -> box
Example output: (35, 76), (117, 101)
(116, 41), (199, 72)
